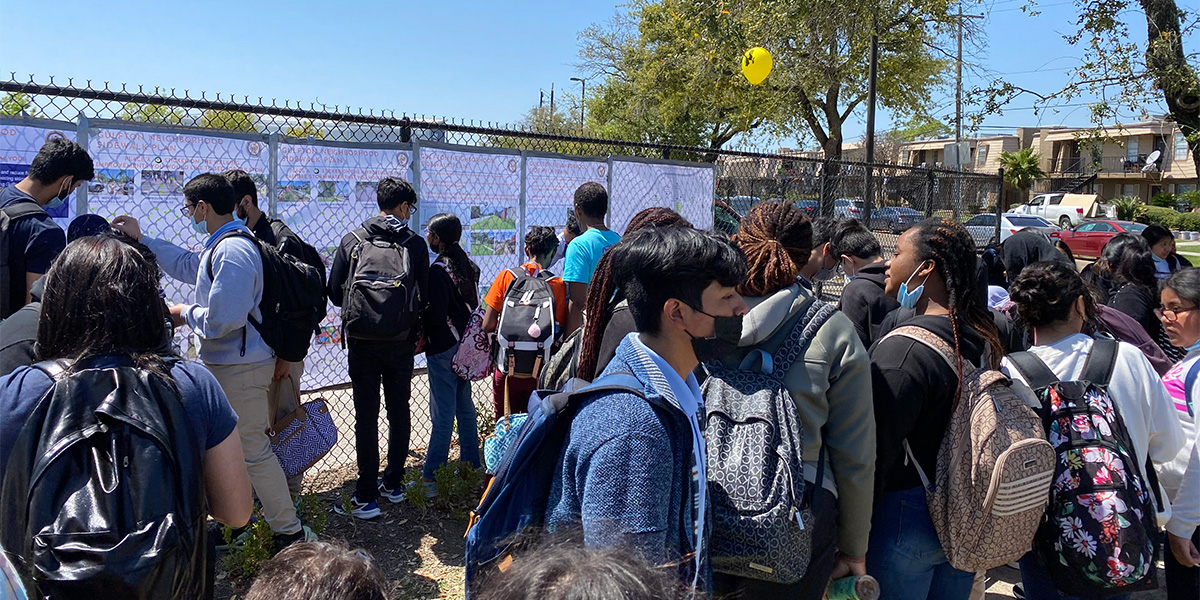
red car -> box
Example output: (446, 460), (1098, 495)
(1049, 220), (1147, 259)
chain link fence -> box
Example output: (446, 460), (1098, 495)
(0, 76), (1002, 492)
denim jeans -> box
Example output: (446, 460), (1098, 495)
(348, 338), (413, 502)
(1018, 551), (1130, 600)
(866, 486), (974, 600)
(423, 343), (481, 480)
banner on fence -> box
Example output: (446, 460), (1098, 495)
(0, 121), (78, 228)
(610, 158), (715, 233)
(276, 140), (413, 389)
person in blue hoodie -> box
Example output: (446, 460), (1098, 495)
(112, 173), (307, 550)
(545, 226), (748, 593)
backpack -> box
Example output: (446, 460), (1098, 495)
(452, 306), (492, 381)
(268, 218), (328, 290)
(495, 268), (556, 377)
(341, 228), (420, 342)
(0, 203), (48, 320)
(207, 231), (326, 361)
(1092, 304), (1172, 376)
(701, 300), (837, 584)
(464, 373), (646, 595)
(880, 325), (1056, 572)
(1007, 337), (1163, 596)
(0, 359), (208, 599)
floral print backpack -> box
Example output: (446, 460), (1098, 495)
(1007, 336), (1163, 597)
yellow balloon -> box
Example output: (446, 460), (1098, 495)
(741, 47), (773, 85)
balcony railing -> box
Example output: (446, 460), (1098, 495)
(1048, 155), (1166, 175)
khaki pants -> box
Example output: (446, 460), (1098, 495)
(209, 359), (301, 535)
(267, 359), (306, 496)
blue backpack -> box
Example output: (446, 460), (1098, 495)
(464, 373), (645, 595)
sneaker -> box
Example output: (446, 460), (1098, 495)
(272, 525), (317, 554)
(1012, 584), (1025, 600)
(333, 495), (382, 519)
(406, 479), (437, 500)
(377, 481), (406, 504)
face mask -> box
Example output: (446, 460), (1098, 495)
(231, 214), (245, 227)
(897, 261), (932, 310)
(842, 259), (857, 281)
(189, 205), (207, 236)
(812, 266), (835, 282)
(685, 304), (743, 363)
(1186, 339), (1200, 353)
(45, 180), (72, 210)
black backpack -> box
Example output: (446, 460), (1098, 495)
(341, 228), (420, 342)
(0, 359), (208, 599)
(0, 202), (49, 320)
(496, 268), (557, 377)
(268, 218), (328, 291)
(207, 230), (326, 361)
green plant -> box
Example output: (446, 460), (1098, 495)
(223, 517), (273, 578)
(1113, 196), (1143, 221)
(296, 494), (328, 537)
(999, 148), (1047, 206)
(1178, 212), (1200, 232)
(1179, 190), (1200, 212)
(402, 469), (431, 514)
(432, 461), (486, 519)
(1140, 206), (1181, 228)
(1151, 192), (1177, 208)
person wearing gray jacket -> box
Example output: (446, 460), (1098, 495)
(714, 202), (875, 599)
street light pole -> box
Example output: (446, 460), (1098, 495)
(570, 77), (587, 133)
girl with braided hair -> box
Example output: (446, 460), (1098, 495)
(712, 201), (875, 598)
(574, 207), (692, 381)
(866, 218), (1004, 600)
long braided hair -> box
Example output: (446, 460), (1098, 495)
(428, 212), (480, 308)
(910, 218), (1004, 376)
(576, 207), (692, 380)
(735, 202), (812, 298)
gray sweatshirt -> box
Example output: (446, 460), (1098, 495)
(721, 283), (876, 557)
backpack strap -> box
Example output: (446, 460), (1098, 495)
(1005, 351), (1060, 391)
(1183, 358), (1200, 418)
(879, 324), (975, 372)
(1080, 335), (1119, 387)
(204, 230), (262, 358)
(31, 359), (71, 381)
(1, 202), (48, 222)
(771, 300), (838, 378)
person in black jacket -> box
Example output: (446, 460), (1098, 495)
(830, 218), (898, 347)
(867, 218), (1004, 600)
(326, 178), (429, 519)
(1106, 233), (1186, 362)
(419, 212), (481, 488)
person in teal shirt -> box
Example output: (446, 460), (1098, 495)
(563, 182), (620, 334)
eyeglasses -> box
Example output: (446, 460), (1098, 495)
(180, 203), (195, 216)
(1156, 306), (1200, 323)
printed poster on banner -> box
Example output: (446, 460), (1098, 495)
(419, 147), (521, 301)
(0, 123), (77, 228)
(86, 127), (269, 361)
(525, 155), (607, 272)
(610, 159), (715, 233)
(275, 142), (413, 388)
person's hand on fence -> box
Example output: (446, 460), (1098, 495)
(111, 215), (143, 242)
(168, 303), (188, 327)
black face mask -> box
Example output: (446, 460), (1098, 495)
(685, 304), (743, 364)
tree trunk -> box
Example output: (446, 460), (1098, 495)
(1140, 0), (1200, 182)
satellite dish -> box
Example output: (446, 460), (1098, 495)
(1147, 149), (1162, 164)
(1142, 150), (1162, 173)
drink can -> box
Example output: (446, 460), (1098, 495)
(826, 574), (880, 600)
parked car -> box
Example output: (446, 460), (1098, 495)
(869, 207), (924, 233)
(962, 213), (1058, 248)
(724, 195), (760, 216)
(833, 198), (864, 219)
(795, 200), (819, 217)
(1011, 193), (1113, 228)
(1049, 219), (1147, 259)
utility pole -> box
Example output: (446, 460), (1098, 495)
(954, 4), (984, 221)
(570, 77), (587, 133)
(539, 90), (544, 110)
(864, 21), (878, 227)
(550, 83), (555, 115)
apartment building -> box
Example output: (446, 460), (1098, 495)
(899, 135), (1022, 172)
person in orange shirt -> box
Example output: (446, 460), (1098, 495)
(482, 226), (566, 419)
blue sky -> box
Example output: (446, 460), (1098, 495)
(0, 0), (1186, 148)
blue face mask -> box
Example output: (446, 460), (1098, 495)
(44, 180), (72, 210)
(191, 212), (207, 236)
(897, 261), (932, 310)
(1186, 339), (1200, 353)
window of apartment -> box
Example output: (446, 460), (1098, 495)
(1177, 133), (1190, 160)
(1126, 137), (1139, 161)
(1179, 183), (1197, 194)
(977, 144), (989, 166)
(1122, 184), (1137, 197)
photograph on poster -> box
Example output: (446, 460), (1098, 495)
(278, 180), (312, 203)
(141, 170), (185, 196)
(317, 180), (351, 202)
(90, 168), (136, 196)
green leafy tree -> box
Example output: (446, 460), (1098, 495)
(490, 101), (590, 154)
(579, 0), (954, 159)
(999, 147), (1047, 207)
(0, 93), (37, 117)
(199, 110), (257, 133)
(976, 0), (1199, 176)
(119, 102), (186, 124)
(284, 119), (324, 139)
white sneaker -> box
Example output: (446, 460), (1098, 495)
(333, 495), (381, 519)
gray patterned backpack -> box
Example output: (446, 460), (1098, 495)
(702, 300), (837, 584)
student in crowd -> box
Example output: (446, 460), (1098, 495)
(326, 177), (429, 518)
(482, 225), (566, 419)
(0, 235), (252, 581)
(1104, 233), (1185, 361)
(868, 218), (1004, 600)
(0, 214), (113, 377)
(796, 216), (837, 292)
(243, 542), (389, 600)
(1002, 261), (1185, 600)
(831, 217), (899, 347)
(549, 211), (583, 275)
(563, 182), (619, 335)
(112, 173), (308, 548)
(477, 541), (692, 600)
(421, 212), (482, 488)
(715, 202), (874, 597)
(1158, 268), (1200, 599)
(1080, 233), (1143, 304)
(545, 226), (748, 591)
(1144, 224), (1192, 279)
(576, 207), (692, 381)
(0, 138), (93, 319)
(1001, 229), (1069, 282)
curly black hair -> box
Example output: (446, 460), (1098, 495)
(1009, 261), (1094, 328)
(525, 225), (559, 264)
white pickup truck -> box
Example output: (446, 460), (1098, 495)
(1011, 193), (1113, 229)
